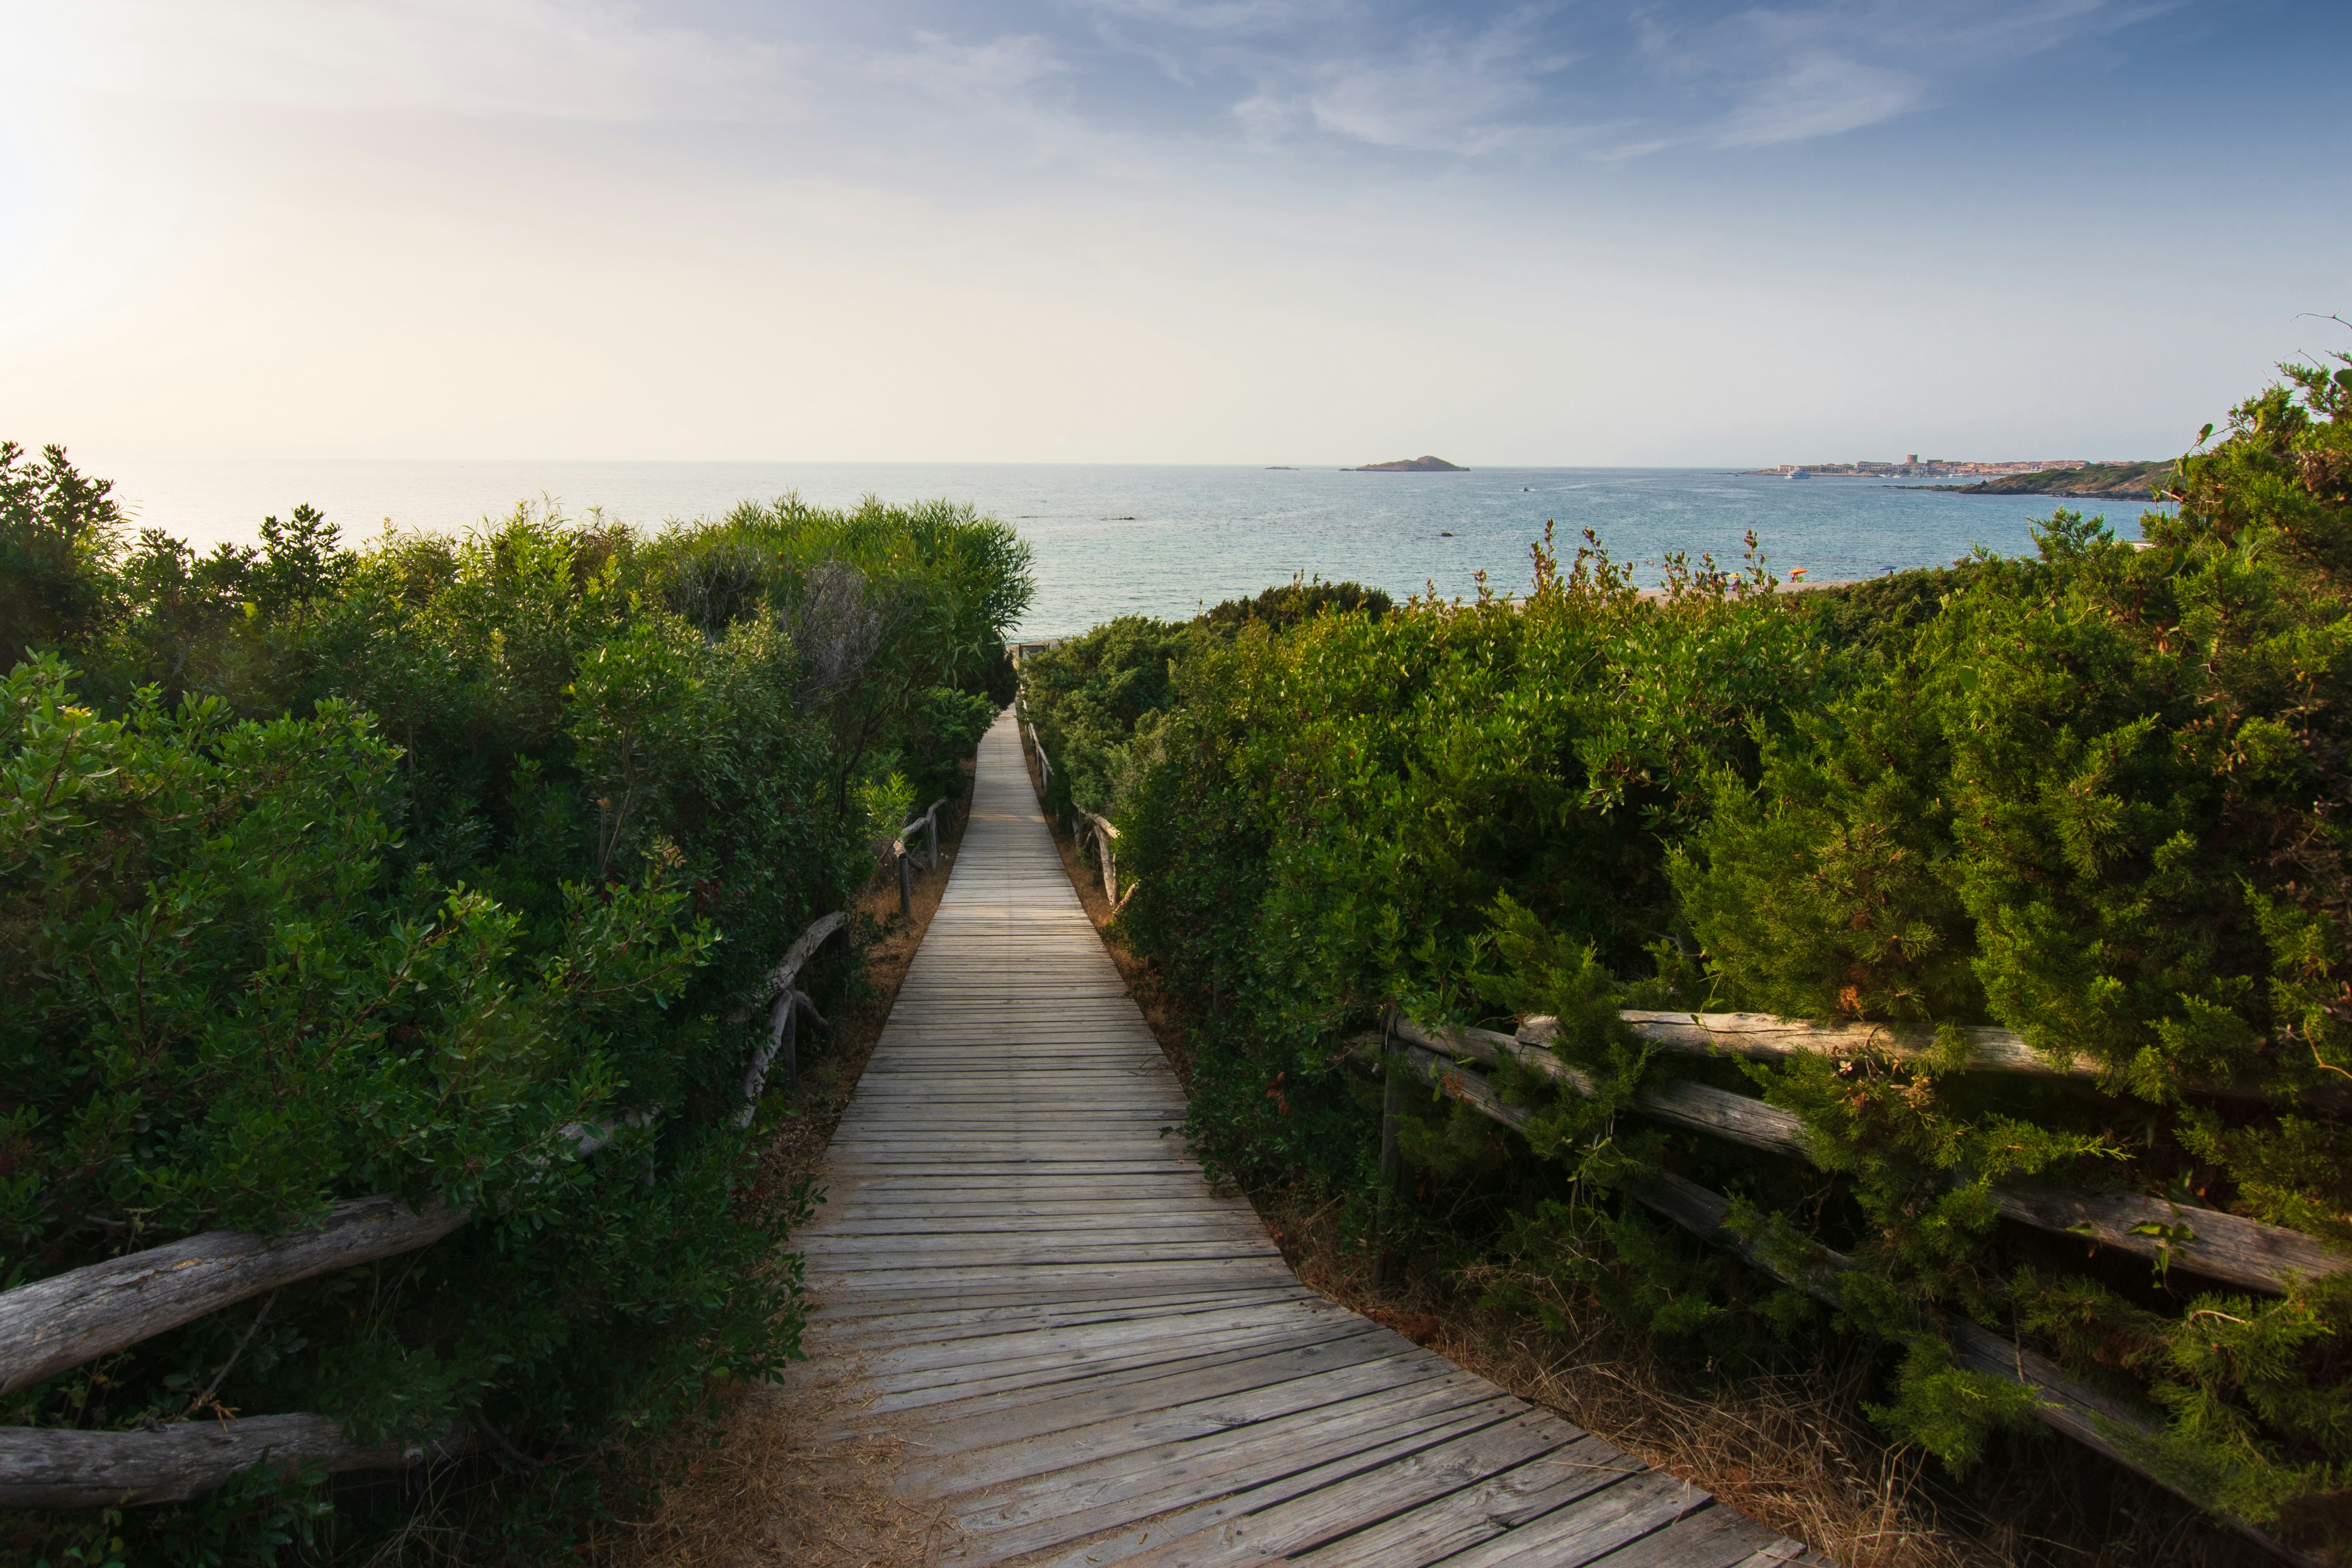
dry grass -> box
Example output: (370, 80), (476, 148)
(585, 758), (982, 1568)
(580, 1365), (953, 1568)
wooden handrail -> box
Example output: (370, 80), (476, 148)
(735, 909), (851, 1123)
(0, 1414), (481, 1510)
(0, 903), (857, 1506)
(1078, 809), (1119, 904)
(1523, 1010), (2349, 1107)
(1023, 720), (1116, 901)
(1359, 1030), (2315, 1566)
(0, 1199), (469, 1399)
(1399, 1017), (2346, 1294)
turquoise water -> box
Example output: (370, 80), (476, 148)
(85, 456), (2170, 641)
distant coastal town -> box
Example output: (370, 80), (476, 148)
(1745, 456), (2176, 500)
(1745, 456), (2126, 478)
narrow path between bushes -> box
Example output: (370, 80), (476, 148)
(794, 710), (1817, 1568)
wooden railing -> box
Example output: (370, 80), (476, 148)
(1077, 809), (1120, 906)
(881, 798), (949, 917)
(1365, 1007), (2343, 1565)
(1016, 715), (1132, 915)
(1410, 1015), (2343, 1294)
(0, 908), (851, 1510)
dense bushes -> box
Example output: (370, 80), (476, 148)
(1023, 359), (2352, 1555)
(1, 452), (1027, 1562)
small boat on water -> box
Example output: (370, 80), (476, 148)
(1786, 468), (1810, 479)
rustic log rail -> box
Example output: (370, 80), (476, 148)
(1076, 808), (1119, 903)
(1, 907), (853, 1509)
(880, 797), (949, 916)
(735, 909), (853, 1120)
(1535, 1009), (2352, 1110)
(1016, 713), (1126, 907)
(0, 1417), (481, 1511)
(1398, 1017), (2346, 1294)
(1366, 1017), (2324, 1564)
(0, 1199), (469, 1400)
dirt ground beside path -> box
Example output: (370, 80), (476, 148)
(589, 758), (980, 1568)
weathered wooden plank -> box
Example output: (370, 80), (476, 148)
(947, 1396), (1543, 1565)
(809, 1240), (1283, 1271)
(1292, 1437), (1654, 1568)
(865, 1326), (1404, 1426)
(910, 1362), (1478, 1510)
(1094, 1412), (1589, 1568)
(1007, 1403), (1546, 1568)
(865, 1316), (1373, 1401)
(808, 1284), (1317, 1340)
(1571, 1502), (1787, 1568)
(817, 1216), (1264, 1243)
(808, 1264), (1305, 1308)
(854, 1301), (1367, 1375)
(1421, 1469), (1723, 1568)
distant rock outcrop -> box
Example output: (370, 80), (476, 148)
(1924, 460), (2176, 499)
(1351, 455), (1466, 472)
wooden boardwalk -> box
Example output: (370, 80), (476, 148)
(798, 712), (1818, 1568)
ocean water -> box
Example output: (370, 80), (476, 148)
(82, 456), (2172, 641)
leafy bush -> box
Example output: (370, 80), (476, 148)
(1026, 357), (2352, 1555)
(0, 459), (1029, 1560)
(1672, 361), (2352, 1534)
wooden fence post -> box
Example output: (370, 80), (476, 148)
(774, 989), (801, 1098)
(1375, 1007), (1407, 1290)
(898, 845), (913, 917)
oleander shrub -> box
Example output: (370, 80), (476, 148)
(0, 453), (1030, 1562)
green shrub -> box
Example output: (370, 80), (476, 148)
(0, 461), (1030, 1561)
(1667, 361), (2352, 1527)
(1030, 357), (2352, 1554)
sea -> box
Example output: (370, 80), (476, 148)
(81, 456), (2173, 642)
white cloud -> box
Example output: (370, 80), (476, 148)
(1240, 6), (1588, 156)
(1077, 0), (1341, 33)
(1638, 0), (2176, 150)
(1715, 54), (1923, 147)
(863, 31), (1070, 113)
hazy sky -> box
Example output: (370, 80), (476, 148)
(4, 0), (2346, 465)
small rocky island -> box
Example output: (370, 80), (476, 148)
(1352, 455), (1466, 472)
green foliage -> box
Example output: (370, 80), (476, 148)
(1865, 1339), (2046, 1473)
(1029, 354), (2352, 1553)
(1019, 615), (1192, 821)
(1193, 576), (1394, 635)
(1673, 355), (2352, 1539)
(0, 444), (124, 664)
(0, 460), (1029, 1560)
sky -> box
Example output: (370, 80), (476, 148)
(1, 0), (2347, 466)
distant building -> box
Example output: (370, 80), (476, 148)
(1905, 453), (1918, 465)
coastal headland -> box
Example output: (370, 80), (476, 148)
(1916, 459), (2178, 499)
(1750, 455), (2175, 499)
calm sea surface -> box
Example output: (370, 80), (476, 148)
(84, 456), (2172, 641)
